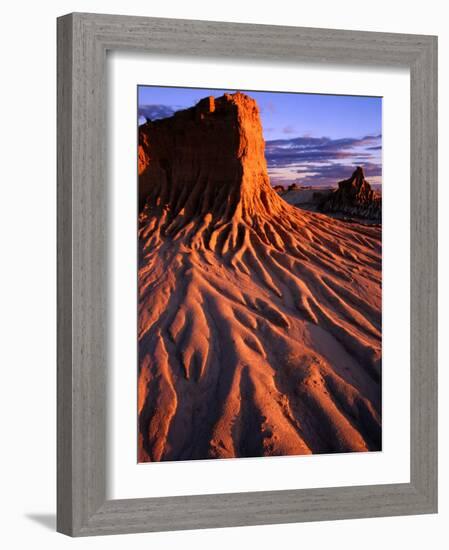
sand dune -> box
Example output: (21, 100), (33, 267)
(137, 93), (381, 461)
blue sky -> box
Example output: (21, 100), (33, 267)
(138, 86), (382, 188)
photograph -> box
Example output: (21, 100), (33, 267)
(137, 86), (382, 462)
(0, 2), (439, 543)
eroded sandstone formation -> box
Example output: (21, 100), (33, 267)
(137, 93), (382, 462)
(138, 93), (282, 223)
(319, 166), (381, 221)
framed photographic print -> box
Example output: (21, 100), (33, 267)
(57, 12), (438, 536)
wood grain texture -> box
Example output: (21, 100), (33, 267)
(57, 12), (438, 536)
(57, 13), (74, 536)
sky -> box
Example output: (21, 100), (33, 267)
(138, 86), (382, 188)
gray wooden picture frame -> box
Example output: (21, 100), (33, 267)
(57, 12), (438, 537)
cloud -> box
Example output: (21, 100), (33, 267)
(265, 133), (382, 187)
(138, 104), (177, 122)
(266, 134), (380, 158)
(282, 125), (296, 134)
(260, 101), (276, 114)
(297, 161), (380, 181)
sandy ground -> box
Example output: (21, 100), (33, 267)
(138, 195), (381, 461)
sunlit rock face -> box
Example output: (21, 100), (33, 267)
(138, 92), (282, 222)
